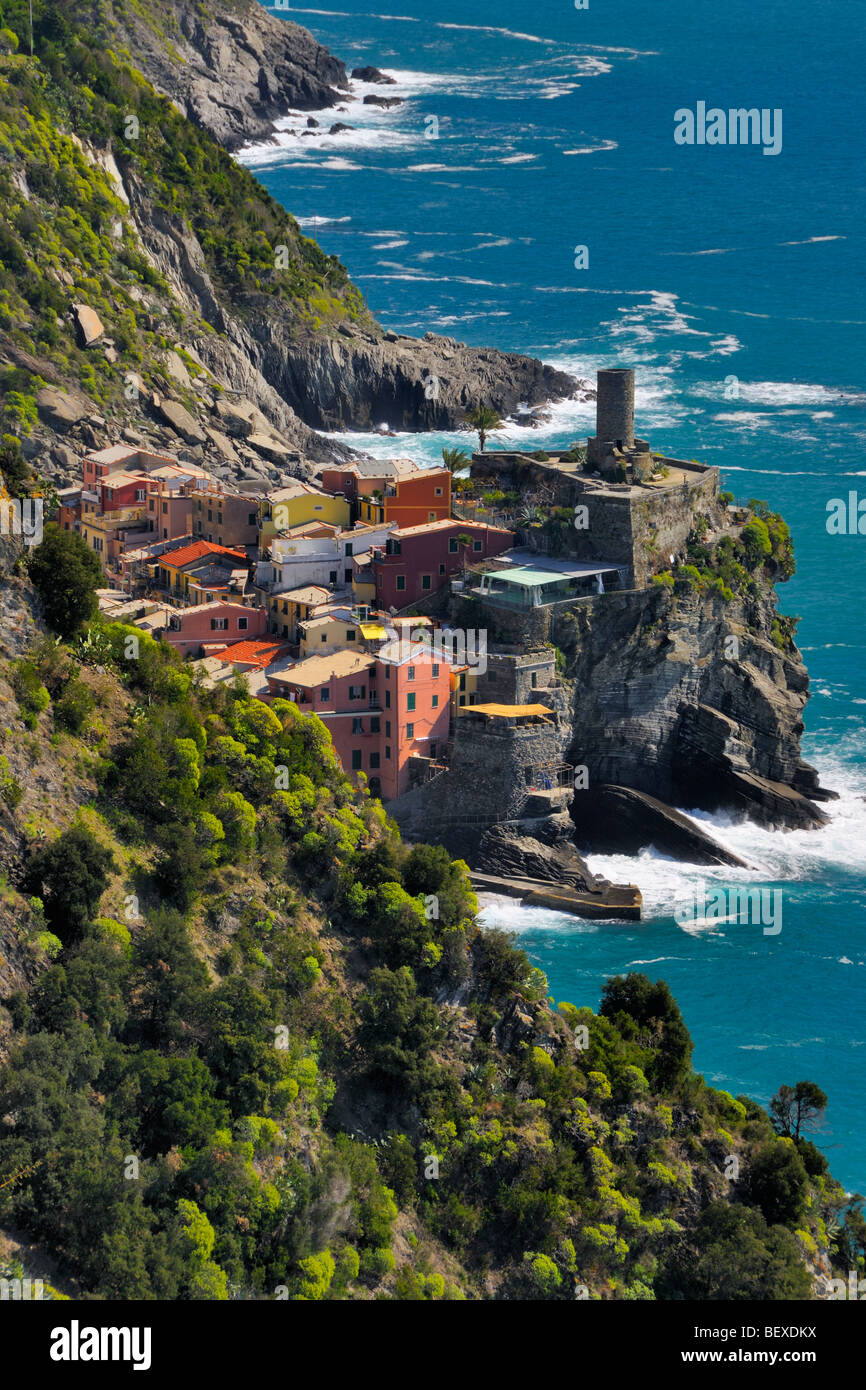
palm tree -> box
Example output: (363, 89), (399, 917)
(442, 446), (471, 473)
(465, 405), (503, 454)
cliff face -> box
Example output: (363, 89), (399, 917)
(107, 0), (350, 151)
(557, 583), (831, 836)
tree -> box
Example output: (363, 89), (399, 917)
(769, 1081), (828, 1140)
(745, 1140), (808, 1226)
(657, 1202), (811, 1300)
(465, 405), (502, 453)
(27, 524), (102, 637)
(24, 825), (114, 942)
(600, 973), (693, 1089)
(441, 446), (470, 473)
(456, 532), (472, 579)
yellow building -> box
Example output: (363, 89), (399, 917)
(259, 483), (350, 546)
(268, 584), (330, 640)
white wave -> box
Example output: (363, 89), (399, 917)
(696, 379), (861, 408)
(434, 22), (556, 44)
(563, 139), (619, 155)
(295, 214), (351, 227)
(371, 239), (409, 248)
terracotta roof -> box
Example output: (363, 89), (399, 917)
(226, 639), (292, 669)
(158, 540), (248, 569)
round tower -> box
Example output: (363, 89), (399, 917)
(596, 368), (635, 449)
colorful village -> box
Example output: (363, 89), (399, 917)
(51, 370), (721, 835)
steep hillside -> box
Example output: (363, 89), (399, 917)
(0, 2), (578, 489)
(0, 524), (859, 1300)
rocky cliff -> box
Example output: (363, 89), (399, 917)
(109, 0), (351, 151)
(557, 583), (833, 838)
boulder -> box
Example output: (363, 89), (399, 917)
(351, 66), (396, 84)
(36, 386), (88, 432)
(571, 784), (750, 868)
(362, 94), (402, 109)
(155, 397), (206, 444)
(72, 303), (105, 347)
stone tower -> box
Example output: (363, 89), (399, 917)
(596, 368), (635, 452)
(586, 367), (652, 479)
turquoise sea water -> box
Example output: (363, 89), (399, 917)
(245, 0), (866, 1190)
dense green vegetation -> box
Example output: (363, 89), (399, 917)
(652, 498), (796, 608)
(0, 529), (860, 1299)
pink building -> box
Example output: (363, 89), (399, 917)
(264, 640), (451, 799)
(163, 601), (269, 658)
(369, 518), (513, 610)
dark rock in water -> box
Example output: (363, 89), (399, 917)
(306, 116), (319, 127)
(329, 122), (355, 135)
(351, 65), (396, 84)
(571, 784), (750, 868)
(363, 94), (403, 109)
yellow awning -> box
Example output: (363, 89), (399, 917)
(360, 622), (387, 639)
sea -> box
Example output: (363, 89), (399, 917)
(243, 0), (866, 1192)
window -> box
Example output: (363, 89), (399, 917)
(396, 575), (406, 591)
(162, 501), (168, 514)
(432, 694), (439, 708)
(385, 745), (391, 759)
(238, 617), (248, 631)
(329, 570), (338, 583)
(406, 723), (414, 739)
(459, 673), (466, 691)
(351, 750), (362, 770)
(407, 665), (416, 681)
(314, 504), (323, 512)
(377, 574), (383, 588)
(430, 742), (437, 757)
(352, 717), (364, 734)
(320, 687), (330, 702)
(345, 542), (353, 557)
(432, 663), (439, 677)
(435, 487), (443, 497)
(345, 569), (353, 582)
(208, 509), (213, 521)
(369, 752), (380, 769)
(149, 500), (155, 511)
(459, 695), (466, 706)
(346, 629), (356, 641)
(449, 538), (458, 553)
(349, 685), (366, 700)
(248, 512), (256, 526)
(428, 512), (436, 522)
(370, 717), (381, 733)
(473, 540), (482, 552)
(385, 690), (391, 709)
(385, 721), (391, 737)
(439, 563), (446, 576)
(422, 574), (431, 590)
(217, 512), (223, 524)
(531, 671), (538, 688)
(135, 488), (146, 502)
(321, 633), (327, 643)
(407, 692), (416, 712)
(384, 666), (390, 679)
